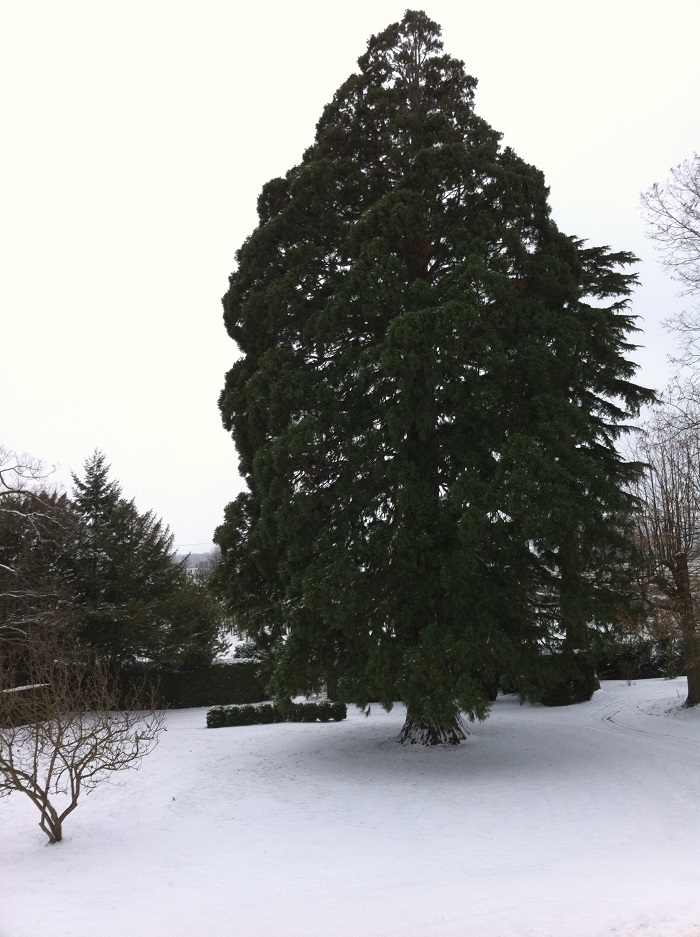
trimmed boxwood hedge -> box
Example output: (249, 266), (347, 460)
(207, 700), (347, 728)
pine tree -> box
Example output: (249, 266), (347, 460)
(71, 450), (122, 524)
(215, 11), (654, 743)
(67, 452), (224, 666)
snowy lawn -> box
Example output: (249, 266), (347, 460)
(1, 678), (699, 937)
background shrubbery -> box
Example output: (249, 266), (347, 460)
(120, 661), (265, 709)
(115, 630), (683, 719)
(207, 700), (347, 728)
(593, 634), (683, 681)
(538, 655), (600, 707)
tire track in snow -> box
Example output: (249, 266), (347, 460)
(586, 689), (700, 817)
(595, 695), (699, 749)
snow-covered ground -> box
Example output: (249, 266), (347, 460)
(1, 678), (699, 937)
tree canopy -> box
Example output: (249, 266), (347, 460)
(215, 11), (654, 742)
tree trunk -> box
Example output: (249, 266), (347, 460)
(673, 555), (700, 707)
(398, 712), (467, 745)
(681, 630), (700, 707)
(39, 805), (62, 844)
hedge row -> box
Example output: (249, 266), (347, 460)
(120, 662), (265, 709)
(207, 700), (347, 728)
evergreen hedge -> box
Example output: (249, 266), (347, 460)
(120, 661), (265, 709)
(207, 700), (347, 728)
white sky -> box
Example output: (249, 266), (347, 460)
(2, 0), (698, 551)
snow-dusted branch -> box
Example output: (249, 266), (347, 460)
(0, 445), (75, 643)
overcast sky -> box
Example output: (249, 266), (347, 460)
(2, 0), (698, 551)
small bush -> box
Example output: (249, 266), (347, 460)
(206, 706), (228, 729)
(239, 705), (258, 725)
(301, 703), (319, 722)
(540, 656), (599, 707)
(257, 704), (281, 725)
(206, 699), (347, 728)
(329, 701), (346, 721)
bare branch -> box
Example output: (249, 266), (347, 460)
(0, 630), (165, 843)
(0, 446), (58, 500)
(641, 153), (700, 295)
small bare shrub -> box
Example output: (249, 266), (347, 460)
(0, 630), (164, 843)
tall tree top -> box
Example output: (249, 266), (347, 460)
(309, 10), (484, 164)
(71, 450), (122, 524)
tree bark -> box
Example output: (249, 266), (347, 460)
(684, 633), (700, 707)
(672, 555), (700, 707)
(39, 806), (62, 844)
(398, 712), (467, 745)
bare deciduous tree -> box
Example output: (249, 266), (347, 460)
(642, 153), (700, 295)
(0, 446), (53, 496)
(0, 630), (165, 843)
(632, 414), (700, 706)
(642, 155), (700, 405)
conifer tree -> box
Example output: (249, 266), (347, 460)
(67, 452), (223, 667)
(215, 11), (654, 742)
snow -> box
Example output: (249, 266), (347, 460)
(1, 684), (48, 694)
(1, 678), (699, 937)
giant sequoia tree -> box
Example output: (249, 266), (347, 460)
(215, 12), (654, 743)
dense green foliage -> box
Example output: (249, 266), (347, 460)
(215, 12), (654, 740)
(123, 661), (266, 709)
(1, 449), (225, 672)
(207, 700), (347, 728)
(63, 452), (224, 667)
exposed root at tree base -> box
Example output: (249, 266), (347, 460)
(398, 715), (468, 745)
